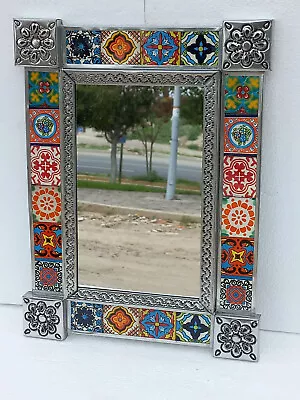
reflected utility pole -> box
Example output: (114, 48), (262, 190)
(165, 86), (181, 200)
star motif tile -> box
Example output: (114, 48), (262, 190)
(33, 222), (62, 261)
(141, 31), (180, 65)
(140, 309), (176, 340)
(181, 31), (219, 66)
(176, 313), (211, 343)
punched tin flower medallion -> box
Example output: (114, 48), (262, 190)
(223, 20), (272, 70)
(14, 19), (59, 66)
(23, 294), (67, 340)
(213, 315), (260, 361)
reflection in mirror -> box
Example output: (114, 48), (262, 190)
(76, 84), (203, 296)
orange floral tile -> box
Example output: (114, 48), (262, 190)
(103, 305), (139, 336)
(32, 185), (61, 222)
(222, 197), (255, 238)
(101, 31), (140, 65)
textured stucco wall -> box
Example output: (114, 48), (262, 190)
(1, 0), (299, 333)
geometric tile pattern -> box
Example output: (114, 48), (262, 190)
(140, 309), (176, 340)
(63, 28), (220, 67)
(28, 71), (59, 109)
(34, 260), (63, 292)
(66, 29), (101, 64)
(29, 109), (60, 145)
(33, 222), (62, 261)
(224, 117), (259, 155)
(101, 31), (141, 65)
(30, 145), (61, 186)
(103, 305), (139, 335)
(219, 278), (253, 311)
(27, 70), (63, 296)
(213, 314), (260, 362)
(70, 302), (103, 332)
(23, 293), (67, 340)
(223, 155), (257, 198)
(220, 74), (261, 312)
(221, 237), (254, 279)
(141, 31), (181, 65)
(181, 31), (219, 66)
(32, 185), (61, 222)
(70, 301), (211, 345)
(224, 76), (260, 117)
(176, 313), (211, 343)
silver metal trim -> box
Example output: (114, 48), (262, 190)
(61, 68), (220, 313)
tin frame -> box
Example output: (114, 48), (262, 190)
(15, 19), (272, 360)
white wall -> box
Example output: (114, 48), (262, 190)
(1, 0), (299, 334)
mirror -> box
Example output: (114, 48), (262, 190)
(76, 84), (203, 297)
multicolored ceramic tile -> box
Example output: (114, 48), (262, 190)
(101, 30), (140, 65)
(219, 278), (252, 311)
(34, 260), (63, 292)
(33, 222), (62, 261)
(221, 237), (254, 279)
(30, 145), (61, 186)
(70, 301), (103, 332)
(224, 76), (260, 117)
(213, 314), (260, 362)
(175, 313), (211, 343)
(65, 29), (101, 64)
(23, 294), (66, 340)
(224, 117), (259, 155)
(222, 197), (256, 238)
(32, 185), (61, 222)
(140, 309), (176, 340)
(28, 71), (59, 109)
(181, 31), (219, 66)
(29, 109), (60, 144)
(103, 305), (139, 336)
(141, 31), (180, 65)
(223, 155), (257, 198)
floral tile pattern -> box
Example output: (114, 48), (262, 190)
(221, 237), (254, 279)
(222, 197), (256, 238)
(141, 31), (180, 65)
(28, 71), (59, 109)
(23, 294), (66, 340)
(34, 260), (63, 292)
(223, 155), (257, 198)
(33, 222), (62, 261)
(140, 309), (176, 340)
(219, 278), (252, 311)
(101, 31), (140, 65)
(32, 185), (61, 222)
(224, 117), (259, 155)
(70, 301), (103, 332)
(66, 29), (101, 64)
(224, 76), (260, 117)
(176, 313), (211, 343)
(29, 109), (60, 144)
(181, 31), (219, 66)
(103, 305), (139, 336)
(30, 145), (61, 186)
(214, 314), (260, 362)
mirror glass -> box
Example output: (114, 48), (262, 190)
(76, 84), (203, 296)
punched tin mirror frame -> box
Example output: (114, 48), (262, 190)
(14, 19), (272, 362)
